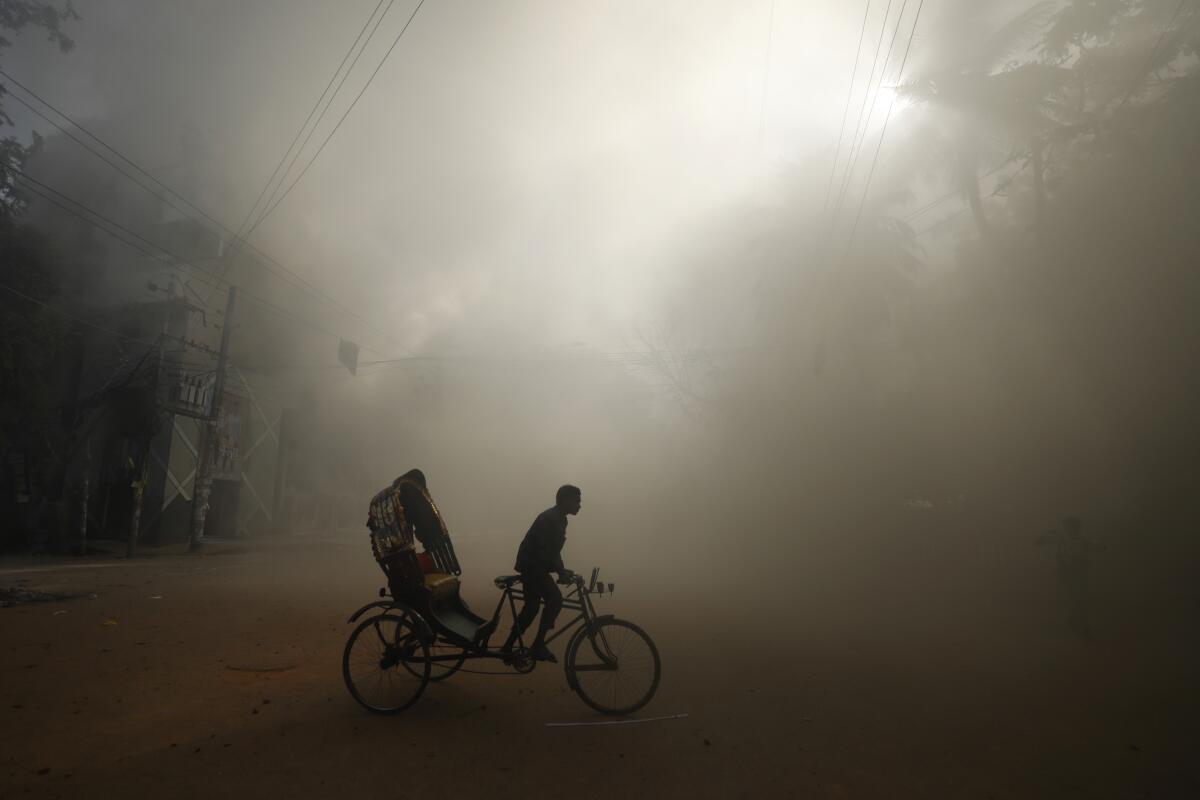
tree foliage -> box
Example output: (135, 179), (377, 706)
(692, 0), (1200, 531)
(889, 0), (1200, 517)
(0, 2), (75, 449)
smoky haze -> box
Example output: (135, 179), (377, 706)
(5, 4), (1200, 788)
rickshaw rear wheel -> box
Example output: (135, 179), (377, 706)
(565, 618), (661, 715)
(343, 613), (430, 713)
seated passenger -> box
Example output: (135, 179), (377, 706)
(368, 469), (445, 601)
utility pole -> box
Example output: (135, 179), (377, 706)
(79, 442), (90, 556)
(189, 285), (236, 552)
(127, 448), (147, 559)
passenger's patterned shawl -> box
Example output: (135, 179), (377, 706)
(367, 484), (413, 562)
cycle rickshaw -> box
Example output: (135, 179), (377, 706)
(342, 475), (661, 715)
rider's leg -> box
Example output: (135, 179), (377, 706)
(529, 576), (562, 657)
(502, 574), (544, 651)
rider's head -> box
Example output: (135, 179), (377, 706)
(556, 484), (582, 516)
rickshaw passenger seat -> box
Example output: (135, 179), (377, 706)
(423, 572), (459, 598)
(423, 573), (489, 645)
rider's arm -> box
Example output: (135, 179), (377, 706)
(533, 513), (569, 580)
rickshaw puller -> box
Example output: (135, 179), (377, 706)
(500, 485), (581, 663)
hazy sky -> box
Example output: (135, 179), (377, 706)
(7, 0), (939, 359)
(6, 1), (1060, 512)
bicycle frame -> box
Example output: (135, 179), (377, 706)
(489, 577), (600, 651)
(352, 573), (613, 665)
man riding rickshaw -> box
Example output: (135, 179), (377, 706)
(348, 469), (660, 715)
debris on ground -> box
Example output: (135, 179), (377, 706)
(0, 587), (84, 608)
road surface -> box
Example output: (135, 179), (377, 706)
(1, 533), (1196, 798)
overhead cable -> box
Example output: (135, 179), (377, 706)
(248, 0), (397, 234)
(248, 0), (427, 232)
(8, 168), (385, 354)
(0, 278), (158, 347)
(829, 0), (897, 227)
(843, 0), (927, 254)
(824, 1), (874, 213)
(0, 67), (396, 349)
(1112, 0), (1191, 112)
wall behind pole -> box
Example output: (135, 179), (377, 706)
(230, 367), (284, 538)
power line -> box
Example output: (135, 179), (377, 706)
(844, 0), (911, 188)
(832, 0), (909, 232)
(1113, 0), (1190, 113)
(204, 0), (393, 308)
(0, 70), (353, 313)
(843, 0), (926, 255)
(0, 277), (157, 347)
(9, 167), (387, 354)
(237, 0), (389, 240)
(2, 3), (421, 355)
(195, 0), (412, 357)
(248, 0), (427, 232)
(0, 71), (227, 240)
(900, 157), (1017, 222)
(829, 0), (897, 226)
(249, 0), (397, 234)
(236, 290), (361, 343)
(912, 157), (1029, 237)
(0, 66), (401, 350)
(12, 169), (224, 278)
(824, 0), (873, 212)
(10, 175), (246, 319)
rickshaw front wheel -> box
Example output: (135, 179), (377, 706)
(565, 618), (661, 715)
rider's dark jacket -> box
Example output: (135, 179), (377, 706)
(514, 507), (567, 575)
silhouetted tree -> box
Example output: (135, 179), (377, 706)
(0, 1), (77, 549)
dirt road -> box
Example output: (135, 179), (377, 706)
(1, 534), (1196, 799)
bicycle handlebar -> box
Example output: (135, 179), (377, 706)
(548, 567), (613, 596)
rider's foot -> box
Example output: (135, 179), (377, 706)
(530, 644), (557, 663)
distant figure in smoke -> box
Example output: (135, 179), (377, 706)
(1036, 516), (1103, 639)
(500, 485), (581, 663)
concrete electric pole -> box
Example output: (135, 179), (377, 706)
(188, 285), (236, 552)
